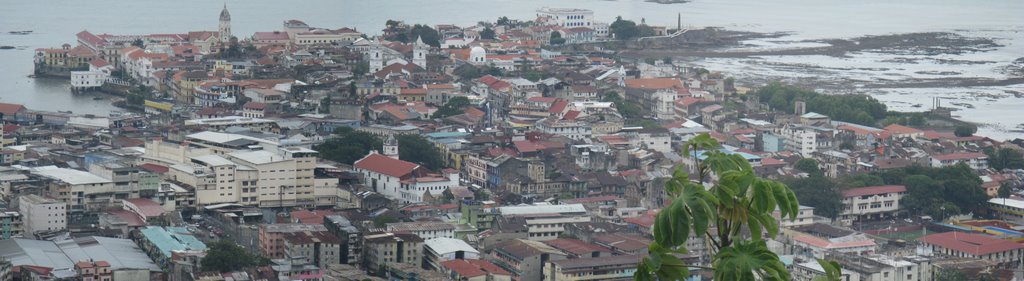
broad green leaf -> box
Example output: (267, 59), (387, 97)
(713, 240), (792, 281)
(812, 259), (844, 281)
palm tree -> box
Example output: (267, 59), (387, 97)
(635, 133), (841, 281)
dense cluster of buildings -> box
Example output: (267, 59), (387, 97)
(11, 4), (1024, 281)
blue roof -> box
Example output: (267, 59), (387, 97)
(692, 148), (761, 161)
(139, 226), (207, 258)
(984, 226), (1024, 237)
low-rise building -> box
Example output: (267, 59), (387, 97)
(259, 224), (330, 259)
(918, 232), (1024, 264)
(423, 237), (480, 270)
(30, 166), (115, 213)
(929, 152), (989, 170)
(543, 254), (641, 281)
(440, 259), (512, 281)
(497, 204), (590, 241)
(134, 226), (207, 269)
(386, 221), (456, 240)
(487, 239), (566, 281)
(839, 185), (906, 223)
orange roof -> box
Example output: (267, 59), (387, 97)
(842, 185), (906, 197)
(919, 232), (1024, 256)
(0, 103), (26, 115)
(354, 153), (422, 178)
(883, 124), (923, 135)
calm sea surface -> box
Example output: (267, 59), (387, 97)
(1, 0), (1021, 137)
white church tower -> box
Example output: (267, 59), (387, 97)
(219, 4), (232, 43)
(369, 41), (384, 73)
(383, 134), (399, 159)
(413, 36), (428, 69)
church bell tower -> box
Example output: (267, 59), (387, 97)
(219, 4), (232, 43)
(383, 134), (399, 159)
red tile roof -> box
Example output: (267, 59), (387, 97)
(106, 209), (145, 227)
(243, 102), (267, 110)
(354, 153), (421, 178)
(623, 214), (656, 229)
(442, 259), (510, 278)
(76, 30), (106, 46)
(562, 110), (581, 121)
(89, 58), (110, 68)
(842, 185), (906, 197)
(513, 140), (544, 153)
(290, 210), (337, 224)
(139, 163), (169, 174)
(884, 124), (923, 135)
(442, 259), (486, 277)
(3, 124), (19, 134)
(548, 99), (569, 114)
(918, 232), (1024, 256)
(0, 103), (26, 115)
(124, 198), (165, 218)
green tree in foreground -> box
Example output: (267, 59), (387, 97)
(636, 134), (841, 281)
(201, 240), (258, 272)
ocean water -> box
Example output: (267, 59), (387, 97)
(1, 0), (1021, 137)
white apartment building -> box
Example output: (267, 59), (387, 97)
(929, 152), (989, 170)
(774, 205), (817, 228)
(227, 148), (318, 208)
(535, 117), (592, 141)
(778, 124), (834, 157)
(839, 185), (906, 223)
(498, 204), (591, 241)
(18, 194), (67, 235)
(70, 59), (114, 91)
(145, 132), (330, 208)
(168, 154), (254, 206)
(29, 166), (115, 213)
(537, 8), (594, 28)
